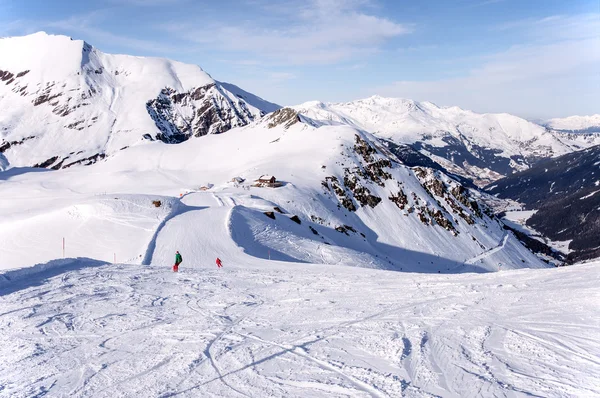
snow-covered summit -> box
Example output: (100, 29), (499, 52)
(0, 31), (214, 86)
(0, 32), (279, 169)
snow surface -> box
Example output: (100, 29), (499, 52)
(2, 33), (594, 396)
(1, 255), (598, 397)
(1, 117), (581, 396)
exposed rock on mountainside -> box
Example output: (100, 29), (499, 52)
(267, 108), (302, 129)
(146, 84), (264, 143)
(321, 132), (494, 240)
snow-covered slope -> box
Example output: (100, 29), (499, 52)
(294, 96), (600, 186)
(545, 114), (600, 134)
(0, 32), (279, 169)
(1, 256), (597, 397)
(0, 111), (545, 273)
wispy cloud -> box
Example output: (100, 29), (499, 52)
(376, 13), (600, 118)
(338, 63), (367, 71)
(268, 72), (297, 83)
(397, 44), (438, 53)
(0, 19), (29, 37)
(162, 0), (410, 65)
(104, 0), (185, 5)
(493, 13), (599, 41)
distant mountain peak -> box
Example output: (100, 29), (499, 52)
(544, 114), (600, 133)
(292, 96), (600, 186)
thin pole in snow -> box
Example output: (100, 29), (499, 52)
(268, 250), (271, 260)
(62, 237), (65, 258)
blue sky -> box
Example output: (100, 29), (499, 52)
(1, 0), (598, 119)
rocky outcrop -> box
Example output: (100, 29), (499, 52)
(146, 84), (261, 143)
(0, 136), (36, 153)
(411, 166), (494, 233)
(267, 108), (301, 129)
(389, 188), (408, 210)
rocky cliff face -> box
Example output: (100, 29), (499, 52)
(145, 84), (268, 143)
(320, 132), (497, 245)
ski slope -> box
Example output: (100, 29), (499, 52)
(1, 189), (596, 396)
(1, 255), (598, 397)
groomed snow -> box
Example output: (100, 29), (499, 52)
(1, 256), (598, 397)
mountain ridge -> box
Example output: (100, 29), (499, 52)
(293, 97), (600, 186)
(544, 114), (600, 134)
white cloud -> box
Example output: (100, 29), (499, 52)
(268, 72), (296, 82)
(163, 0), (410, 65)
(104, 0), (184, 5)
(494, 13), (599, 41)
(375, 14), (600, 119)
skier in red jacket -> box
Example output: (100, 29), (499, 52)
(216, 257), (223, 268)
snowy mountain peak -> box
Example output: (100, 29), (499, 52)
(0, 33), (279, 169)
(0, 32), (213, 88)
(0, 32), (88, 82)
(545, 114), (600, 133)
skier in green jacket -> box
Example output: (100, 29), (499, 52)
(173, 251), (183, 272)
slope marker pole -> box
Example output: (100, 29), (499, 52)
(62, 237), (65, 258)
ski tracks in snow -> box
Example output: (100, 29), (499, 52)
(1, 256), (599, 397)
(465, 232), (509, 265)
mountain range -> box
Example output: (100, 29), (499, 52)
(293, 98), (600, 186)
(1, 32), (599, 267)
(544, 114), (600, 134)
